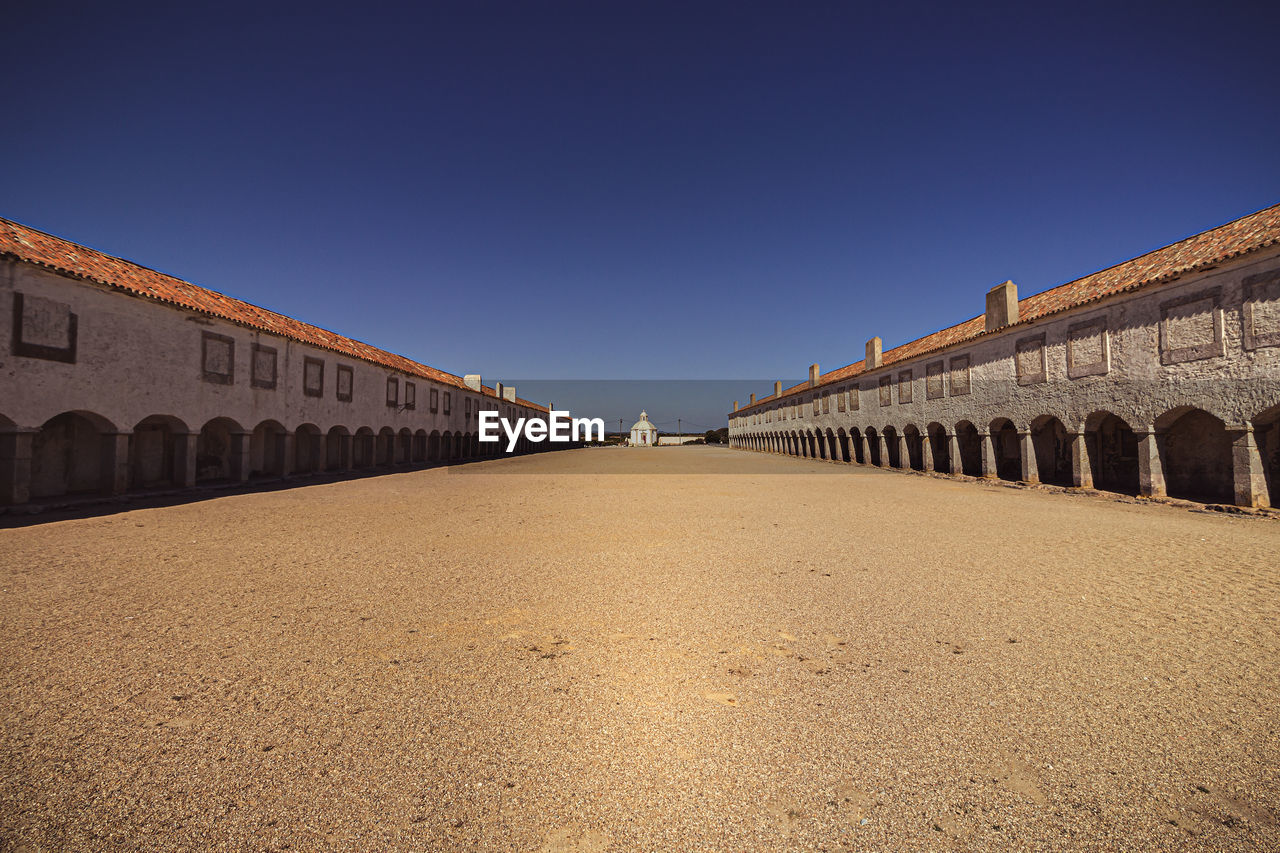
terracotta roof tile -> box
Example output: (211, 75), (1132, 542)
(0, 217), (547, 413)
(737, 202), (1280, 413)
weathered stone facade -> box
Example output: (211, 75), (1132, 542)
(0, 218), (568, 506)
(729, 205), (1280, 508)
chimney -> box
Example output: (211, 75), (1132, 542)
(774, 380), (782, 397)
(503, 385), (516, 402)
(809, 363), (820, 387)
(985, 280), (1019, 332)
(463, 374), (482, 391)
(749, 393), (756, 405)
(733, 401), (739, 412)
(865, 337), (882, 369)
(494, 381), (504, 400)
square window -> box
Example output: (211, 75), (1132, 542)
(837, 389), (847, 412)
(925, 361), (945, 399)
(1243, 269), (1280, 350)
(465, 398), (472, 418)
(898, 370), (913, 403)
(1015, 334), (1046, 385)
(252, 344), (278, 389)
(386, 376), (399, 407)
(949, 355), (971, 396)
(12, 292), (77, 363)
(822, 394), (830, 414)
(201, 332), (234, 384)
(405, 381), (416, 410)
(430, 388), (439, 413)
(1066, 318), (1109, 379)
(1159, 288), (1224, 363)
(304, 356), (324, 397)
(849, 387), (859, 411)
(878, 375), (892, 406)
(443, 391), (451, 415)
(812, 397), (819, 415)
(337, 365), (353, 401)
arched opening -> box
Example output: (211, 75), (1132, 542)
(353, 428), (376, 468)
(31, 411), (114, 498)
(849, 427), (865, 464)
(955, 421), (983, 477)
(429, 430), (442, 461)
(294, 424), (323, 474)
(884, 426), (901, 468)
(1031, 415), (1071, 486)
(806, 430), (818, 458)
(130, 415), (189, 489)
(397, 428), (413, 464)
(902, 424), (923, 471)
(197, 417), (244, 483)
(377, 428), (396, 467)
(1253, 404), (1280, 507)
(1158, 407), (1233, 504)
(413, 430), (428, 463)
(463, 432), (476, 459)
(250, 420), (288, 478)
(1085, 412), (1139, 495)
(866, 428), (882, 466)
(926, 423), (950, 473)
(325, 426), (351, 471)
(989, 418), (1021, 482)
(836, 428), (851, 463)
(442, 431), (454, 461)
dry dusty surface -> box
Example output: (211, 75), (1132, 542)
(1, 445), (1278, 852)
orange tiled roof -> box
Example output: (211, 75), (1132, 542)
(0, 217), (547, 413)
(736, 201), (1280, 414)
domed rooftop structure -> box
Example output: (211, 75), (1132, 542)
(629, 410), (658, 446)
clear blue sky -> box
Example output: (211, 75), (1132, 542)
(4, 2), (1277, 427)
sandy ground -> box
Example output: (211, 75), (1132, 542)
(1, 445), (1277, 852)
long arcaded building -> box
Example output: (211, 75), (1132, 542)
(0, 217), (564, 506)
(728, 203), (1280, 509)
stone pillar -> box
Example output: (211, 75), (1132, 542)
(947, 432), (962, 475)
(922, 436), (934, 472)
(230, 432), (252, 483)
(979, 431), (997, 478)
(176, 432), (198, 487)
(860, 434), (871, 466)
(0, 429), (35, 505)
(1018, 430), (1039, 484)
(280, 432), (295, 477)
(1230, 425), (1269, 508)
(876, 434), (888, 467)
(897, 434), (909, 470)
(1069, 432), (1092, 488)
(1136, 428), (1165, 497)
(103, 432), (132, 495)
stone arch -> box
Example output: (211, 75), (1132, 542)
(31, 411), (117, 499)
(325, 426), (351, 471)
(250, 419), (289, 478)
(1083, 411), (1138, 495)
(353, 427), (376, 468)
(1030, 415), (1071, 487)
(1156, 406), (1233, 504)
(849, 427), (865, 464)
(130, 414), (190, 489)
(197, 416), (246, 483)
(989, 417), (1021, 482)
(1253, 403), (1280, 508)
(294, 423), (323, 474)
(926, 422), (950, 474)
(865, 427), (882, 467)
(954, 421), (983, 477)
(883, 426), (901, 468)
(902, 424), (924, 471)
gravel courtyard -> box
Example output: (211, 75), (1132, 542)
(1, 445), (1277, 852)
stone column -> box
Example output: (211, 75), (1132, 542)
(922, 435), (934, 472)
(230, 431), (252, 483)
(102, 432), (132, 495)
(897, 434), (909, 470)
(979, 431), (997, 478)
(859, 434), (871, 465)
(176, 432), (198, 487)
(1136, 428), (1165, 497)
(946, 432), (962, 475)
(1018, 430), (1039, 484)
(0, 429), (35, 505)
(1069, 432), (1092, 488)
(1230, 424), (1269, 508)
(875, 434), (888, 467)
